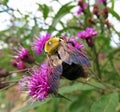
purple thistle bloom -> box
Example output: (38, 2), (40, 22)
(77, 7), (83, 15)
(77, 27), (98, 39)
(11, 59), (26, 70)
(77, 3), (88, 15)
(33, 33), (51, 55)
(13, 45), (35, 64)
(77, 31), (87, 39)
(19, 63), (50, 101)
(14, 45), (29, 60)
(16, 61), (26, 70)
(86, 27), (98, 37)
(18, 48), (28, 60)
(69, 38), (83, 50)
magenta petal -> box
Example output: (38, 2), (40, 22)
(77, 27), (98, 39)
(33, 33), (51, 55)
(69, 38), (83, 50)
(19, 63), (50, 101)
(77, 7), (83, 15)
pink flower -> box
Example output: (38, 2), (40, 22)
(19, 63), (50, 101)
(14, 45), (29, 60)
(77, 27), (98, 39)
(11, 59), (26, 70)
(77, 2), (88, 15)
(77, 7), (83, 15)
(18, 48), (28, 60)
(32, 33), (50, 55)
(13, 45), (35, 64)
(69, 38), (83, 50)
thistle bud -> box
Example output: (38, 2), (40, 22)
(102, 7), (109, 19)
(87, 18), (96, 25)
(93, 4), (100, 18)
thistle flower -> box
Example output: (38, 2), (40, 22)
(77, 27), (97, 39)
(77, 27), (98, 47)
(77, 7), (83, 15)
(32, 33), (51, 55)
(17, 47), (28, 60)
(14, 45), (35, 64)
(11, 59), (26, 70)
(69, 38), (83, 50)
(16, 61), (26, 70)
(77, 0), (88, 15)
(85, 27), (98, 38)
(19, 63), (50, 101)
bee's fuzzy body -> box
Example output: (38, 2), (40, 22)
(62, 62), (87, 80)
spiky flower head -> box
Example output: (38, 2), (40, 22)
(19, 63), (50, 101)
(11, 59), (26, 70)
(77, 0), (88, 15)
(77, 27), (98, 39)
(14, 44), (35, 63)
(32, 33), (51, 55)
(69, 38), (83, 50)
(14, 45), (29, 60)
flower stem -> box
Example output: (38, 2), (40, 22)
(92, 44), (101, 79)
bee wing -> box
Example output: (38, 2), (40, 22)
(58, 45), (72, 65)
(67, 44), (90, 66)
(47, 55), (62, 94)
(59, 41), (90, 66)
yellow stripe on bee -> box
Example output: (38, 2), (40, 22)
(44, 37), (60, 55)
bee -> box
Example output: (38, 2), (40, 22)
(44, 37), (90, 94)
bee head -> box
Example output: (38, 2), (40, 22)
(44, 37), (60, 55)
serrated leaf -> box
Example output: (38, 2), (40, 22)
(38, 4), (50, 20)
(48, 2), (74, 32)
(59, 82), (95, 94)
(90, 92), (119, 112)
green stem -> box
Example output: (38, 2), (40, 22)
(92, 44), (101, 79)
(99, 18), (104, 34)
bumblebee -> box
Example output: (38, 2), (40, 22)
(44, 37), (90, 94)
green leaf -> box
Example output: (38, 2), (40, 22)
(15, 98), (50, 112)
(48, 2), (74, 32)
(38, 4), (50, 20)
(87, 81), (106, 89)
(59, 82), (95, 94)
(110, 0), (114, 9)
(69, 91), (93, 112)
(109, 8), (120, 21)
(2, 0), (9, 5)
(90, 92), (119, 112)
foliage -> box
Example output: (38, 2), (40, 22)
(0, 0), (120, 112)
